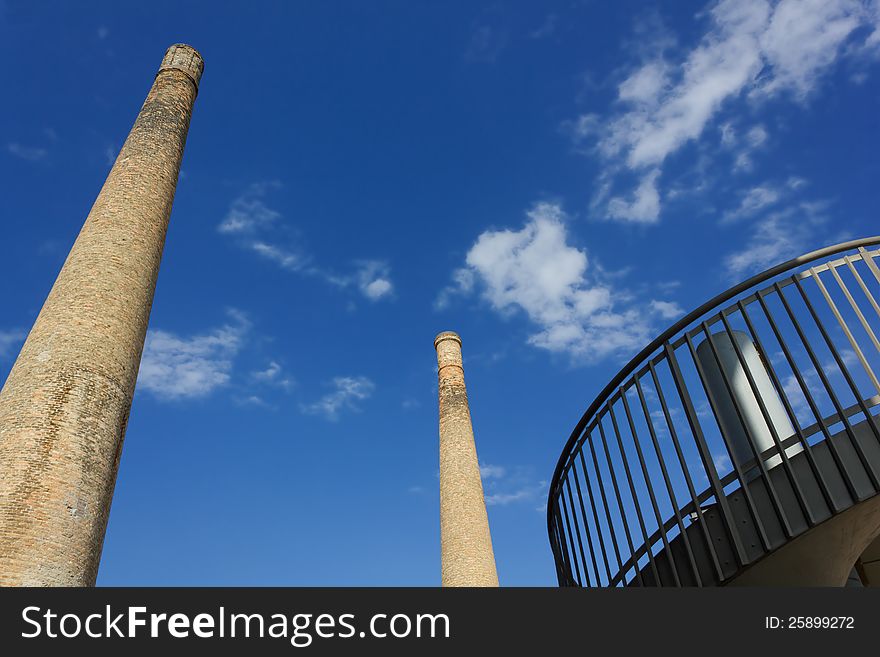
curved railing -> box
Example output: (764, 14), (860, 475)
(547, 237), (880, 586)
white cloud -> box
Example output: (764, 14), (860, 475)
(719, 121), (737, 147)
(248, 240), (304, 271)
(355, 261), (394, 301)
(607, 169), (662, 223)
(722, 184), (781, 222)
(434, 268), (475, 310)
(440, 202), (655, 362)
(723, 199), (831, 278)
(218, 184), (395, 303)
(251, 360), (295, 391)
(137, 310), (249, 401)
(0, 329), (25, 359)
(618, 60), (670, 104)
(574, 0), (878, 222)
(301, 376), (375, 421)
(745, 124), (768, 147)
(218, 182), (281, 234)
(713, 452), (733, 473)
(479, 464), (506, 479)
(485, 480), (547, 507)
(649, 300), (685, 320)
(236, 394), (269, 408)
(7, 143), (47, 162)
(756, 0), (866, 99)
(729, 123), (769, 171)
(476, 463), (547, 508)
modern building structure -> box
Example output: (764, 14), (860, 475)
(0, 44), (203, 586)
(435, 331), (499, 587)
(547, 238), (880, 587)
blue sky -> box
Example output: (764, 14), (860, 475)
(1, 0), (879, 585)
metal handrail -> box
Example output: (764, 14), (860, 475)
(547, 236), (880, 586)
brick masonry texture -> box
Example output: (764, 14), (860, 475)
(434, 332), (499, 587)
(0, 45), (203, 586)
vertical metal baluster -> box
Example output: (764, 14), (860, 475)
(598, 406), (644, 586)
(551, 514), (565, 586)
(791, 277), (880, 489)
(738, 299), (832, 521)
(845, 255), (880, 324)
(588, 420), (624, 574)
(571, 452), (601, 586)
(608, 401), (657, 585)
(689, 326), (774, 550)
(858, 248), (880, 287)
(835, 260), (880, 355)
(559, 488), (583, 586)
(810, 267), (880, 395)
(569, 451), (602, 587)
(758, 287), (857, 504)
(633, 375), (698, 583)
(553, 499), (575, 586)
(666, 340), (749, 571)
(718, 312), (802, 537)
(577, 445), (613, 585)
(620, 384), (681, 587)
(648, 361), (714, 583)
(564, 471), (592, 586)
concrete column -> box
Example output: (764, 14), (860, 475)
(434, 331), (499, 587)
(0, 44), (203, 586)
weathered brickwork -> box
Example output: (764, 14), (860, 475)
(434, 332), (499, 587)
(0, 44), (203, 586)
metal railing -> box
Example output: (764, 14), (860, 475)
(547, 238), (880, 586)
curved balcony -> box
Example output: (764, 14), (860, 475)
(547, 237), (880, 587)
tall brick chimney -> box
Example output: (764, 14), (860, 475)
(0, 44), (204, 585)
(434, 331), (499, 586)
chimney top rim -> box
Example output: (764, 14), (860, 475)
(434, 331), (462, 349)
(158, 43), (204, 88)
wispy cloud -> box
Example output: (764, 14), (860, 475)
(434, 268), (475, 311)
(301, 376), (375, 421)
(218, 184), (394, 302)
(465, 24), (508, 63)
(723, 197), (831, 278)
(721, 183), (782, 223)
(719, 122), (769, 172)
(103, 144), (117, 167)
(529, 14), (557, 40)
(7, 143), (47, 162)
(478, 463), (547, 509)
(0, 329), (25, 359)
(570, 0), (878, 223)
(354, 261), (394, 301)
(486, 486), (546, 506)
(137, 310), (249, 401)
(248, 241), (305, 271)
(606, 169), (662, 224)
(250, 360), (295, 391)
(218, 182), (282, 234)
(649, 300), (684, 320)
(437, 202), (682, 363)
(479, 463), (507, 479)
